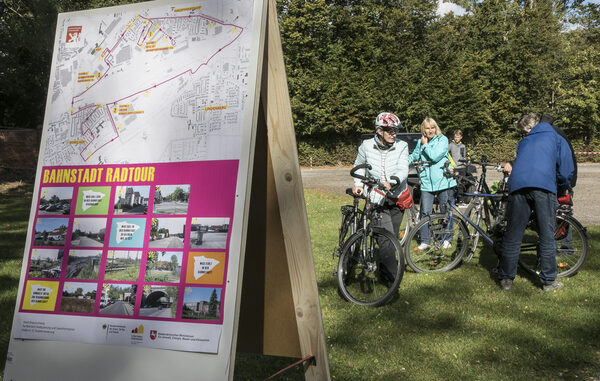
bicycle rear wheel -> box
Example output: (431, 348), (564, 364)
(398, 205), (418, 246)
(405, 213), (469, 272)
(462, 201), (482, 263)
(337, 227), (404, 307)
(519, 214), (588, 277)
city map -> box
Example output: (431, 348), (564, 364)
(44, 1), (253, 166)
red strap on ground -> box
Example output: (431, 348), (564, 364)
(265, 355), (317, 380)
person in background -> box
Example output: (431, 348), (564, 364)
(448, 129), (473, 205)
(448, 129), (466, 169)
(409, 117), (456, 250)
(352, 112), (409, 285)
(498, 113), (574, 292)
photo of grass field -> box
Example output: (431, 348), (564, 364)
(104, 250), (142, 282)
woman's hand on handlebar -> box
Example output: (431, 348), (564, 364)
(352, 186), (363, 196)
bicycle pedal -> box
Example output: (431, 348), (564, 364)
(332, 269), (338, 276)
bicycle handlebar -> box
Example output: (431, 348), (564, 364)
(442, 161), (479, 186)
(350, 164), (401, 196)
(409, 159), (433, 169)
(350, 163), (372, 182)
(459, 157), (504, 172)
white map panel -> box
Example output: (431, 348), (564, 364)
(44, 1), (253, 166)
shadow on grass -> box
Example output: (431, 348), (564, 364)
(322, 262), (600, 380)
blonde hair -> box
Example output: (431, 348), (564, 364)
(420, 117), (442, 136)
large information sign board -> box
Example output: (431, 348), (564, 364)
(6, 0), (266, 378)
(17, 161), (236, 352)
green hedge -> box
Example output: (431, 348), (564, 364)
(297, 135), (600, 167)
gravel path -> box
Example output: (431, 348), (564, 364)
(301, 163), (600, 226)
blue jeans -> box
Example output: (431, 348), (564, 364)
(499, 188), (558, 285)
(419, 188), (455, 244)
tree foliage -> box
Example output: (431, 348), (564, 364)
(0, 0), (140, 128)
(277, 0), (600, 163)
(0, 0), (598, 163)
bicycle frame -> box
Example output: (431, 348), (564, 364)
(335, 171), (387, 263)
(446, 202), (495, 245)
(454, 158), (508, 242)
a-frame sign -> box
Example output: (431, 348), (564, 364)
(4, 0), (330, 380)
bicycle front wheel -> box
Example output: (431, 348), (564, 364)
(405, 213), (469, 272)
(337, 227), (404, 307)
(335, 205), (356, 255)
(519, 214), (588, 277)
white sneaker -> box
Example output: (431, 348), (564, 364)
(417, 243), (431, 250)
(442, 240), (452, 249)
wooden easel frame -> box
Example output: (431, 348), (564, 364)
(234, 0), (330, 379)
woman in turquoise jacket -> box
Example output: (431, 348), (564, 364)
(408, 117), (456, 250)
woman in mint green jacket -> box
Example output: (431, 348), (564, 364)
(352, 112), (409, 285)
(408, 117), (456, 250)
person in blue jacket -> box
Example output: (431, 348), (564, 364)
(352, 112), (409, 284)
(408, 117), (456, 250)
(499, 113), (574, 292)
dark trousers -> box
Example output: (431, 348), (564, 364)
(373, 204), (404, 282)
(499, 188), (558, 285)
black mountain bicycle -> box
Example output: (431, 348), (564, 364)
(334, 164), (405, 307)
(518, 195), (589, 277)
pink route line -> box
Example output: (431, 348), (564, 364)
(69, 13), (245, 162)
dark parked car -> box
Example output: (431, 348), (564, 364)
(395, 133), (422, 184)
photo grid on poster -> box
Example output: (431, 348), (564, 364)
(22, 175), (228, 324)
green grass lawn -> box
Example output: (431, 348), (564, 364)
(1, 184), (599, 380)
(308, 189), (600, 381)
(0, 181), (33, 378)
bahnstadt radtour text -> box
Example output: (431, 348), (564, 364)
(42, 166), (156, 184)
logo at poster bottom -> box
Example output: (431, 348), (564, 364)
(150, 330), (157, 340)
